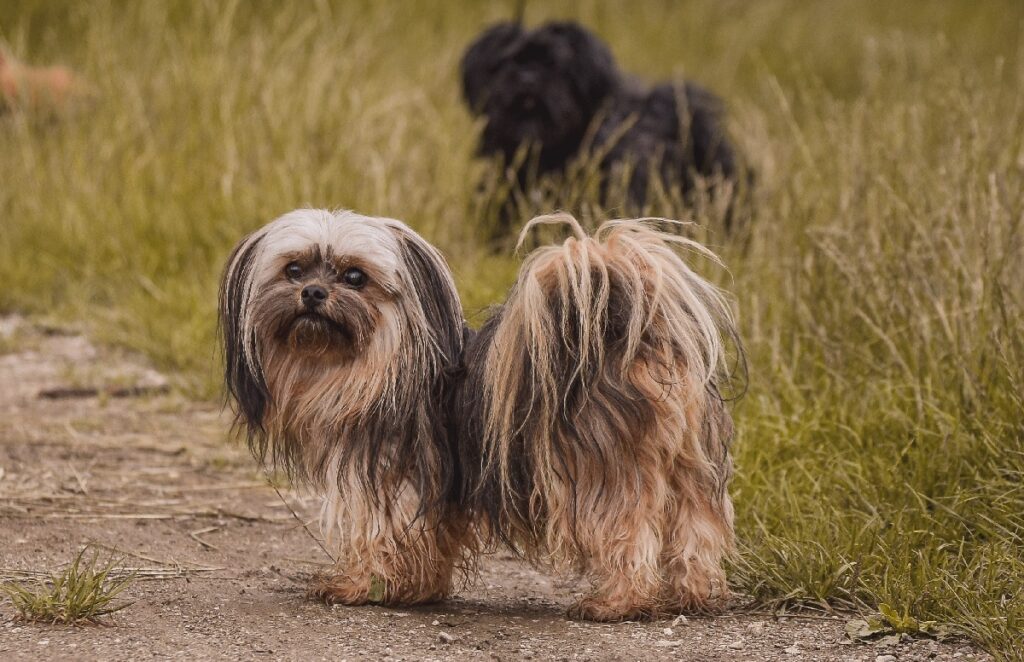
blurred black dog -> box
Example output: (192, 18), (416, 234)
(461, 21), (746, 232)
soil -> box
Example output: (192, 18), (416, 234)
(0, 316), (992, 661)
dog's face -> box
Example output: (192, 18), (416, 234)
(461, 21), (619, 160)
(248, 225), (399, 361)
(219, 209), (464, 456)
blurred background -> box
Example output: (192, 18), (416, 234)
(1, 1), (1021, 657)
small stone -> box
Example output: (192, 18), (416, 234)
(654, 640), (681, 647)
(663, 627), (673, 636)
(784, 646), (802, 655)
(438, 631), (458, 644)
(671, 614), (689, 626)
(876, 656), (897, 662)
(728, 640), (745, 650)
(431, 619), (440, 626)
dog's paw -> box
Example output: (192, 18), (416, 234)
(660, 575), (730, 615)
(308, 574), (372, 606)
(567, 596), (656, 622)
(660, 591), (729, 616)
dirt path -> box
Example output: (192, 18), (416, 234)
(0, 317), (989, 661)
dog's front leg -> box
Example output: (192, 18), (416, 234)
(310, 480), (464, 607)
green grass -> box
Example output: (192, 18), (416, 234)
(1, 0), (1022, 657)
(1, 547), (134, 624)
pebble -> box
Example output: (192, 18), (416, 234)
(438, 631), (458, 644)
(728, 640), (745, 650)
(875, 656), (897, 662)
(784, 645), (802, 655)
(662, 627), (673, 636)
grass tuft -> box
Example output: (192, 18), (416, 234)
(1, 547), (135, 625)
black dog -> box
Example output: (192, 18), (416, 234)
(461, 21), (746, 232)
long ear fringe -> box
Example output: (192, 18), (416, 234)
(477, 213), (742, 542)
(218, 230), (271, 455)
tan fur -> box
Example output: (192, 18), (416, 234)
(480, 213), (738, 620)
(311, 461), (469, 605)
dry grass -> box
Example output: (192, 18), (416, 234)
(0, 0), (1022, 658)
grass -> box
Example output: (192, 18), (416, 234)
(1, 547), (134, 624)
(0, 0), (1021, 658)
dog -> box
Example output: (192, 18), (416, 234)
(0, 51), (86, 112)
(220, 209), (740, 620)
(461, 21), (745, 232)
(457, 214), (740, 620)
(219, 209), (472, 605)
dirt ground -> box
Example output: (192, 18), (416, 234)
(0, 316), (991, 661)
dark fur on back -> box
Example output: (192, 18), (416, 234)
(461, 21), (746, 231)
(456, 290), (667, 550)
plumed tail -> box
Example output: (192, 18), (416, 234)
(510, 213), (738, 387)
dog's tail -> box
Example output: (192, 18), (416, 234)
(477, 213), (741, 549)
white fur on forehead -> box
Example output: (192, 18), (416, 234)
(252, 209), (404, 284)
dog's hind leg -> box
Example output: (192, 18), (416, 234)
(556, 462), (668, 622)
(659, 399), (735, 613)
(659, 489), (733, 613)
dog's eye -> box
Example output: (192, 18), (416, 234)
(284, 262), (303, 280)
(342, 268), (367, 289)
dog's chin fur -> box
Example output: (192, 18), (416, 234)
(286, 313), (349, 351)
(457, 214), (741, 621)
(219, 208), (472, 606)
(461, 21), (746, 231)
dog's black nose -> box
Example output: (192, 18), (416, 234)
(301, 284), (328, 308)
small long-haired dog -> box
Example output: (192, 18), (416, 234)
(219, 209), (471, 605)
(461, 21), (745, 230)
(457, 214), (739, 620)
(220, 209), (740, 621)
(0, 51), (87, 113)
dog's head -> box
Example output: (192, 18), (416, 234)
(219, 209), (464, 479)
(461, 21), (619, 163)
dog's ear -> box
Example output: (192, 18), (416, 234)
(387, 223), (464, 367)
(461, 21), (524, 113)
(219, 232), (269, 435)
(544, 22), (619, 107)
